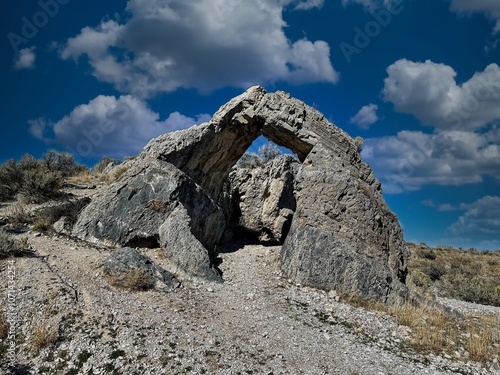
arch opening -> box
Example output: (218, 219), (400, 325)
(221, 138), (300, 247)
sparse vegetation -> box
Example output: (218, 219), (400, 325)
(0, 228), (31, 259)
(0, 150), (86, 204)
(407, 243), (500, 307)
(93, 156), (118, 175)
(107, 268), (155, 291)
(340, 292), (500, 365)
(31, 318), (59, 351)
(237, 143), (283, 169)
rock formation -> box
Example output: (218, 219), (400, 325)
(226, 154), (299, 243)
(72, 86), (409, 304)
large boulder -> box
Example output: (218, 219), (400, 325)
(280, 143), (408, 304)
(72, 159), (224, 280)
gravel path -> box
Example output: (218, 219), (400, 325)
(0, 233), (498, 374)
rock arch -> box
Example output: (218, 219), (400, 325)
(73, 86), (409, 304)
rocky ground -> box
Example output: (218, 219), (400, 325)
(1, 224), (499, 374)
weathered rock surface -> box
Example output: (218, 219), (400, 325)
(72, 160), (224, 279)
(227, 154), (299, 243)
(102, 247), (180, 291)
(73, 85), (408, 303)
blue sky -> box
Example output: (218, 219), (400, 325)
(1, 0), (499, 250)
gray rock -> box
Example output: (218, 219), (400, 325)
(53, 216), (71, 234)
(73, 159), (225, 278)
(281, 143), (409, 304)
(73, 86), (409, 303)
(102, 247), (179, 291)
(227, 154), (299, 243)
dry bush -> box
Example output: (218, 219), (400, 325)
(6, 201), (33, 226)
(107, 268), (155, 291)
(31, 317), (59, 351)
(0, 229), (31, 259)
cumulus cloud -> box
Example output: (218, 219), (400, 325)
(60, 0), (338, 98)
(361, 128), (500, 193)
(14, 47), (36, 70)
(383, 59), (500, 131)
(29, 95), (209, 159)
(447, 196), (500, 237)
(450, 0), (500, 34)
(350, 103), (379, 129)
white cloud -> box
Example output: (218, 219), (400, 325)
(293, 0), (324, 10)
(29, 95), (209, 159)
(14, 47), (36, 70)
(361, 128), (500, 193)
(450, 0), (500, 34)
(60, 0), (338, 98)
(447, 196), (500, 237)
(383, 59), (500, 131)
(350, 103), (379, 129)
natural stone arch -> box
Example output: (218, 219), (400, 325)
(73, 86), (409, 304)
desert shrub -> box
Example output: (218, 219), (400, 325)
(0, 159), (23, 201)
(258, 143), (281, 164)
(236, 143), (284, 169)
(41, 150), (84, 177)
(6, 201), (33, 226)
(237, 152), (263, 169)
(454, 277), (500, 307)
(0, 229), (31, 259)
(425, 264), (446, 281)
(93, 156), (118, 174)
(419, 249), (436, 260)
(107, 268), (155, 291)
(20, 168), (65, 203)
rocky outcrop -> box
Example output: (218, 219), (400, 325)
(227, 155), (299, 243)
(73, 86), (409, 304)
(102, 247), (180, 291)
(72, 160), (224, 280)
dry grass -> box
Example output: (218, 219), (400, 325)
(31, 317), (59, 351)
(341, 292), (500, 364)
(6, 201), (33, 226)
(407, 243), (500, 307)
(107, 268), (155, 291)
(388, 304), (500, 363)
(67, 171), (95, 185)
(0, 311), (9, 339)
